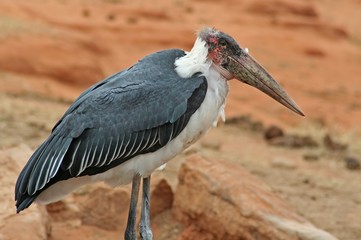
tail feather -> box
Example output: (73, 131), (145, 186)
(15, 140), (51, 198)
(15, 134), (72, 213)
(16, 194), (37, 213)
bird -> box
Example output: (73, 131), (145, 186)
(15, 27), (304, 240)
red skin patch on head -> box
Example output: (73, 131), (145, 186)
(207, 35), (225, 65)
(208, 36), (219, 45)
(209, 48), (222, 64)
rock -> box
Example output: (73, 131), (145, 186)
(78, 177), (173, 231)
(0, 36), (106, 88)
(79, 183), (130, 231)
(264, 125), (284, 140)
(200, 139), (221, 150)
(247, 0), (319, 18)
(46, 197), (80, 222)
(323, 134), (347, 151)
(178, 225), (214, 240)
(0, 145), (50, 240)
(271, 157), (297, 170)
(344, 157), (360, 170)
(303, 153), (320, 162)
(304, 47), (326, 58)
(173, 154), (338, 240)
(150, 178), (174, 217)
(268, 135), (319, 148)
(272, 17), (348, 40)
(264, 126), (318, 149)
(226, 115), (264, 131)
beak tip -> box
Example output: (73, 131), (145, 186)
(290, 103), (305, 117)
(293, 106), (305, 117)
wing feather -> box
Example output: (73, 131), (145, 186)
(94, 140), (106, 167)
(148, 128), (159, 149)
(138, 130), (150, 153)
(123, 133), (138, 159)
(87, 138), (99, 167)
(49, 138), (72, 178)
(117, 133), (132, 159)
(103, 136), (113, 166)
(115, 134), (125, 159)
(28, 135), (62, 194)
(15, 49), (208, 212)
(80, 141), (91, 175)
(131, 131), (145, 156)
(110, 135), (120, 161)
(16, 141), (49, 195)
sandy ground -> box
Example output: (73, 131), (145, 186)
(0, 0), (360, 239)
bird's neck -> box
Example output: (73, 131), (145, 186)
(175, 37), (229, 124)
(175, 37), (212, 78)
(176, 36), (229, 87)
(175, 37), (229, 83)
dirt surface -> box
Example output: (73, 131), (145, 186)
(1, 0), (360, 239)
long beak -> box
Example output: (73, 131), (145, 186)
(227, 53), (305, 116)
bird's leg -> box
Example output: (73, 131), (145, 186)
(125, 174), (141, 240)
(139, 176), (153, 240)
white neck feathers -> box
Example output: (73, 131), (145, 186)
(174, 37), (211, 78)
(174, 36), (230, 128)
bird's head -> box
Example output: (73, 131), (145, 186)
(199, 27), (304, 116)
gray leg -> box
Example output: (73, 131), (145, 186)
(125, 175), (141, 240)
(140, 176), (153, 240)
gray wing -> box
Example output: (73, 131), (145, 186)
(15, 49), (207, 211)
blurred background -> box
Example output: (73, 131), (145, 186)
(0, 0), (360, 239)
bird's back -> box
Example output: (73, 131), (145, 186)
(15, 49), (208, 212)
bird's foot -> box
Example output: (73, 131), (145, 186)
(124, 229), (137, 240)
(139, 224), (153, 240)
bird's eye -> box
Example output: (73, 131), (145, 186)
(219, 38), (227, 46)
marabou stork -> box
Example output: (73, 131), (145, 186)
(15, 27), (304, 240)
